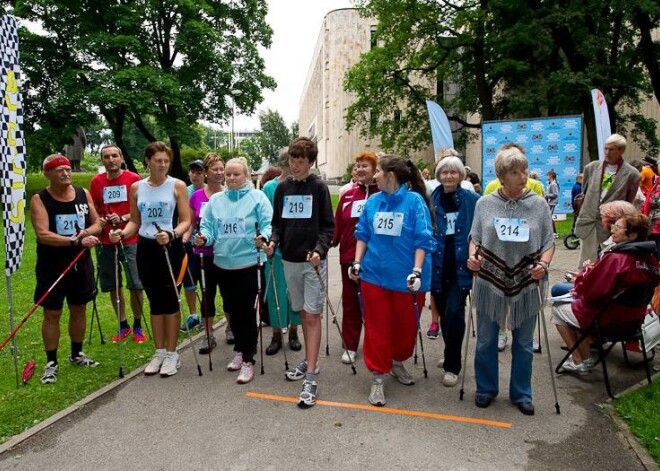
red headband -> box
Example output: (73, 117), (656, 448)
(43, 156), (71, 172)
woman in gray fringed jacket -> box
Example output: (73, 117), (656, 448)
(467, 144), (555, 416)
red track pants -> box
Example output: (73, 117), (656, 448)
(360, 280), (422, 374)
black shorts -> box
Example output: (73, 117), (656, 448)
(34, 251), (96, 311)
(137, 236), (184, 315)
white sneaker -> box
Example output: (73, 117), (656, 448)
(227, 353), (243, 371)
(558, 357), (592, 376)
(533, 341), (541, 353)
(145, 351), (166, 376)
(498, 332), (508, 352)
(369, 377), (386, 406)
(390, 361), (415, 385)
(236, 362), (255, 384)
(341, 350), (356, 364)
(442, 372), (459, 387)
(159, 351), (181, 377)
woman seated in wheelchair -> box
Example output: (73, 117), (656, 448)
(552, 213), (660, 374)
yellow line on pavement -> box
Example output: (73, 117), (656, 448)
(246, 392), (512, 429)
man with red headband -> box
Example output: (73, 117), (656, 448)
(30, 154), (102, 384)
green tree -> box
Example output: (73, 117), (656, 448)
(257, 109), (292, 164)
(347, 0), (658, 158)
(12, 0), (276, 177)
(240, 135), (265, 171)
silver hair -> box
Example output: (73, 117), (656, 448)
(435, 156), (466, 181)
(494, 145), (528, 179)
(605, 133), (627, 151)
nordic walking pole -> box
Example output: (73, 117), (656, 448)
(411, 293), (428, 378)
(114, 243), (124, 378)
(154, 223), (203, 376)
(460, 281), (476, 400)
(87, 266), (105, 345)
(268, 255), (289, 371)
(0, 249), (87, 352)
(311, 258), (357, 374)
(255, 223), (265, 375)
(461, 245), (481, 399)
(535, 277), (561, 414)
(325, 265), (330, 356)
(536, 311), (542, 354)
(199, 250), (213, 372)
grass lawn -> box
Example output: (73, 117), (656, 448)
(615, 380), (660, 464)
(0, 172), (222, 444)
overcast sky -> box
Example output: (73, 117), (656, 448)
(232, 0), (355, 131)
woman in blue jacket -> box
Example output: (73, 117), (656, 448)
(349, 155), (436, 407)
(431, 156), (480, 387)
(195, 157), (273, 384)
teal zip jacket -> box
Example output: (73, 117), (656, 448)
(200, 184), (273, 269)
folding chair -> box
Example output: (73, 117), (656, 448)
(555, 283), (655, 399)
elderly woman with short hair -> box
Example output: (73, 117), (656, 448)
(431, 156), (480, 387)
(467, 144), (555, 416)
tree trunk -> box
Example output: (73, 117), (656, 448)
(634, 10), (660, 103)
(102, 106), (138, 173)
(168, 136), (184, 180)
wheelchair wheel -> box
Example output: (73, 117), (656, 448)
(563, 233), (580, 250)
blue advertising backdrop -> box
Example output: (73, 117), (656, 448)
(481, 115), (582, 214)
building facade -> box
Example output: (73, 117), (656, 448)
(299, 8), (434, 181)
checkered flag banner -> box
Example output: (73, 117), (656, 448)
(1, 15), (27, 276)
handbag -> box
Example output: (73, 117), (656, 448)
(641, 310), (660, 352)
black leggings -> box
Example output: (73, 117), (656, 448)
(217, 265), (261, 363)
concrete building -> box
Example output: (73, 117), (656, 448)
(299, 8), (434, 181)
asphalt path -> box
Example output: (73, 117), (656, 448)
(0, 244), (655, 470)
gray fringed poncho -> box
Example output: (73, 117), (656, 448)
(469, 190), (554, 329)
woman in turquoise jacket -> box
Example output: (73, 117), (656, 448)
(195, 157), (273, 384)
(349, 155), (436, 407)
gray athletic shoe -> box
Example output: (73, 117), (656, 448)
(390, 362), (415, 385)
(369, 377), (386, 406)
(69, 352), (99, 367)
(40, 361), (58, 384)
(286, 360), (320, 381)
(298, 379), (318, 407)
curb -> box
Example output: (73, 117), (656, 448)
(0, 319), (226, 455)
(598, 369), (660, 470)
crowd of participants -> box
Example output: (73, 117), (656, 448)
(30, 132), (660, 414)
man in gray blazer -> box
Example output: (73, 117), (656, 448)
(574, 133), (640, 266)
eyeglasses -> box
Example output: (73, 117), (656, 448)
(612, 223), (626, 231)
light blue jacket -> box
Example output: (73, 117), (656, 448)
(355, 185), (436, 292)
(200, 184), (273, 269)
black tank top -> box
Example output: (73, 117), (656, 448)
(36, 187), (91, 271)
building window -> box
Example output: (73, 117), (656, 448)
(370, 25), (378, 49)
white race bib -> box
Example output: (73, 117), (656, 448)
(140, 201), (168, 224)
(446, 212), (457, 235)
(373, 211), (404, 236)
(493, 217), (530, 242)
(220, 217), (246, 238)
(283, 195), (313, 219)
(350, 199), (366, 218)
(55, 213), (84, 236)
(102, 185), (127, 204)
(199, 201), (208, 219)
